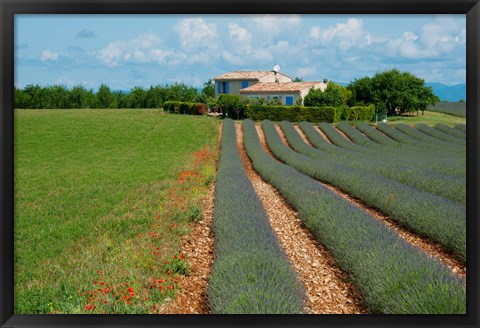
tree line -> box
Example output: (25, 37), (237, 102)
(304, 69), (439, 116)
(14, 80), (215, 109)
(15, 69), (438, 116)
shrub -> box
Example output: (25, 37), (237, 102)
(244, 104), (336, 123)
(242, 119), (465, 314)
(163, 101), (208, 115)
(350, 104), (376, 121)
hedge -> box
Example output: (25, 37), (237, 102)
(207, 118), (304, 314)
(262, 120), (466, 261)
(163, 101), (208, 115)
(244, 105), (337, 123)
(349, 104), (376, 121)
(242, 119), (465, 314)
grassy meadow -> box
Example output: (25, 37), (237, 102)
(14, 109), (219, 313)
(382, 110), (466, 126)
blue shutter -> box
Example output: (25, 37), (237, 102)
(217, 82), (221, 93)
(225, 82), (230, 93)
(286, 96), (294, 106)
(242, 81), (248, 89)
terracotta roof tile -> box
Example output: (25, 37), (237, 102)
(213, 71), (290, 80)
(240, 82), (325, 93)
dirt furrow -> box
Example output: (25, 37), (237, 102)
(312, 125), (333, 144)
(278, 124), (465, 279)
(237, 123), (368, 314)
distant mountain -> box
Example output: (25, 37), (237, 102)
(336, 81), (466, 103)
(425, 82), (466, 102)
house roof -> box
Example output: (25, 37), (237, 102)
(239, 82), (324, 93)
(213, 70), (291, 80)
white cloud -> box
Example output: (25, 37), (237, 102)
(228, 23), (252, 51)
(403, 32), (418, 41)
(41, 50), (59, 61)
(96, 33), (195, 67)
(296, 66), (317, 78)
(173, 17), (217, 50)
(221, 50), (246, 66)
(250, 14), (301, 36)
(308, 18), (374, 52)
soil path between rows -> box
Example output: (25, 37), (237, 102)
(288, 124), (466, 279)
(237, 123), (369, 314)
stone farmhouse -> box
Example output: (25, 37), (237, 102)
(213, 70), (328, 106)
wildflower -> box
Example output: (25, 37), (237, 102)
(126, 301), (130, 305)
(179, 254), (185, 259)
(128, 287), (134, 293)
(167, 285), (173, 290)
(85, 304), (92, 311)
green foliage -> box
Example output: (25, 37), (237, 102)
(208, 118), (304, 314)
(201, 79), (215, 98)
(304, 82), (351, 107)
(14, 82), (211, 109)
(349, 104), (376, 121)
(348, 69), (436, 116)
(244, 104), (337, 123)
(216, 94), (248, 119)
(163, 101), (208, 115)
(242, 119), (465, 314)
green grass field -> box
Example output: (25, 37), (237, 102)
(14, 109), (219, 313)
(380, 111), (466, 126)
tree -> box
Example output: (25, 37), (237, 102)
(292, 77), (304, 82)
(128, 86), (147, 108)
(348, 69), (436, 116)
(304, 82), (344, 107)
(217, 94), (247, 119)
(96, 84), (114, 108)
(201, 79), (215, 98)
(14, 86), (31, 108)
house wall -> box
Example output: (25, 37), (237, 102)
(258, 73), (292, 83)
(214, 79), (259, 98)
(242, 92), (301, 105)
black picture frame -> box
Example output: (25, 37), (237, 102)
(1, 1), (479, 327)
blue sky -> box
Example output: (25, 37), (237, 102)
(15, 14), (466, 90)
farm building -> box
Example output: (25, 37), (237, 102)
(213, 70), (328, 106)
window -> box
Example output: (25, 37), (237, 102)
(285, 96), (294, 106)
(219, 82), (229, 94)
(241, 81), (248, 89)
